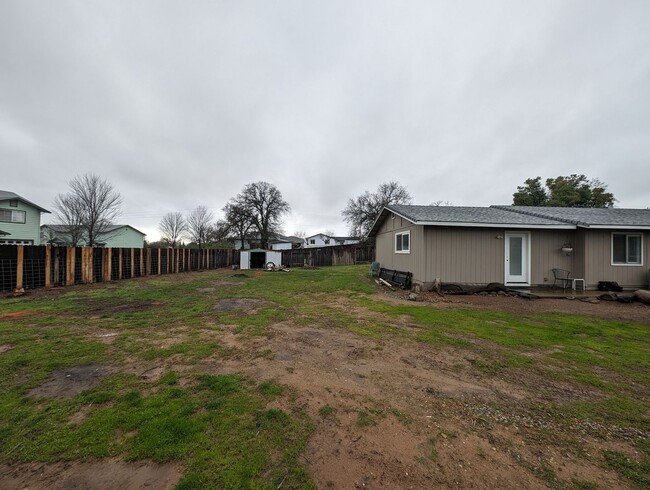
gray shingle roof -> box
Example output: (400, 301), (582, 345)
(369, 204), (650, 237)
(0, 190), (50, 213)
(493, 205), (650, 227)
(387, 205), (568, 226)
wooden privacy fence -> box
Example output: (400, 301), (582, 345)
(0, 245), (240, 292)
(281, 244), (375, 268)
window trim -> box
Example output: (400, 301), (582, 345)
(611, 232), (643, 266)
(394, 230), (410, 254)
(0, 208), (26, 224)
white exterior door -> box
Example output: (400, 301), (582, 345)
(240, 251), (250, 270)
(505, 232), (530, 285)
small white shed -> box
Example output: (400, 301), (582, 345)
(240, 249), (283, 270)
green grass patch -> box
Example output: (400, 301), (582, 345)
(603, 450), (650, 486)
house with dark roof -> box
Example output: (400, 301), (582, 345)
(369, 205), (650, 290)
(41, 224), (146, 248)
(0, 190), (50, 245)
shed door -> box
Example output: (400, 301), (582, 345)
(505, 232), (530, 285)
(240, 251), (249, 270)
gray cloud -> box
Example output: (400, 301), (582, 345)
(2, 1), (649, 240)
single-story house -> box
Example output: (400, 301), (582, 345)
(304, 233), (360, 248)
(369, 205), (650, 290)
(0, 190), (50, 245)
(41, 224), (146, 248)
(234, 234), (304, 250)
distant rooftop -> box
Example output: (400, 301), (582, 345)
(0, 190), (50, 213)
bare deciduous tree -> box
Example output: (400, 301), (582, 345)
(228, 182), (290, 249)
(342, 181), (412, 237)
(186, 205), (214, 250)
(53, 173), (122, 247)
(51, 193), (85, 246)
(223, 203), (255, 249)
(159, 212), (187, 247)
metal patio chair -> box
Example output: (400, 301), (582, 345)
(552, 268), (572, 291)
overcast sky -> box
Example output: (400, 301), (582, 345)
(2, 1), (649, 241)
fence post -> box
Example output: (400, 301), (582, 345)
(130, 248), (135, 278)
(45, 245), (51, 288)
(15, 245), (24, 290)
(118, 248), (123, 279)
(53, 247), (60, 286)
(84, 247), (93, 284)
(157, 249), (161, 275)
(66, 246), (75, 286)
(145, 248), (151, 276)
(140, 249), (144, 277)
(104, 248), (112, 281)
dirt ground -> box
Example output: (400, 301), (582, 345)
(4, 283), (648, 489)
(389, 288), (650, 325)
(202, 290), (646, 488)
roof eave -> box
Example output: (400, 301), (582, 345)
(415, 221), (576, 229)
(584, 225), (650, 230)
(367, 206), (417, 238)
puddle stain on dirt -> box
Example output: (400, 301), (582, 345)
(29, 365), (110, 399)
(213, 298), (263, 312)
(88, 300), (165, 314)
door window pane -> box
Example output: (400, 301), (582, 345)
(509, 237), (522, 275)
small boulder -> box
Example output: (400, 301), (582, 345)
(634, 289), (650, 304)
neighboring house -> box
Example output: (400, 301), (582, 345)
(304, 233), (359, 248)
(0, 190), (50, 245)
(369, 204), (650, 290)
(234, 234), (304, 251)
(41, 224), (146, 248)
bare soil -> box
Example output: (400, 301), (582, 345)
(385, 288), (650, 325)
(0, 460), (181, 489)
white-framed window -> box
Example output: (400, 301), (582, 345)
(395, 230), (410, 254)
(324, 239), (330, 244)
(0, 209), (26, 224)
(611, 233), (643, 266)
(309, 239), (315, 244)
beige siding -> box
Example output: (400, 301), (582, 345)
(423, 227), (505, 284)
(375, 216), (425, 282)
(584, 230), (649, 288)
(530, 230), (576, 286)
